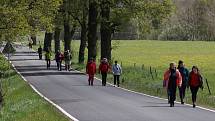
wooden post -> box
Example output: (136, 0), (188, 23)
(155, 69), (158, 77)
(150, 66), (154, 80)
(142, 64), (144, 70)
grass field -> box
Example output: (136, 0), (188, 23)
(0, 55), (70, 121)
(31, 36), (215, 109)
(71, 40), (215, 108)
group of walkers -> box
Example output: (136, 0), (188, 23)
(86, 58), (122, 87)
(163, 60), (203, 108)
(37, 46), (72, 71)
(37, 46), (203, 108)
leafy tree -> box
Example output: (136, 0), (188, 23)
(0, 0), (62, 43)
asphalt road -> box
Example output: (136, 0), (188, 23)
(7, 46), (215, 121)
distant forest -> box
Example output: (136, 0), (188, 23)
(108, 0), (215, 41)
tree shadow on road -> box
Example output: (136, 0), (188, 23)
(21, 71), (85, 77)
(10, 58), (41, 61)
(13, 54), (38, 57)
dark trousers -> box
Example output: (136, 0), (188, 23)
(190, 86), (199, 104)
(39, 53), (42, 60)
(179, 84), (187, 102)
(88, 74), (94, 86)
(57, 61), (62, 71)
(101, 72), (107, 86)
(114, 75), (120, 87)
(168, 86), (177, 105)
(46, 59), (51, 69)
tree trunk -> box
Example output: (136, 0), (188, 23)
(100, 0), (112, 61)
(87, 0), (98, 61)
(64, 21), (71, 52)
(31, 35), (37, 45)
(43, 32), (53, 52)
(54, 28), (61, 53)
(78, 3), (88, 64)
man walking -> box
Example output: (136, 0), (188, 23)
(99, 58), (110, 86)
(38, 46), (42, 60)
(177, 60), (189, 104)
(64, 50), (71, 71)
(45, 49), (52, 69)
(55, 50), (64, 71)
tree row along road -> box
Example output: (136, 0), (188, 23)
(9, 46), (215, 121)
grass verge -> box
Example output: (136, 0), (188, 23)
(0, 54), (70, 121)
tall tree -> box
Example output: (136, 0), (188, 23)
(87, 0), (99, 60)
(71, 0), (89, 64)
(0, 0), (62, 42)
(100, 0), (112, 60)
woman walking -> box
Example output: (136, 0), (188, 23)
(188, 66), (203, 108)
(163, 62), (182, 107)
(86, 58), (96, 86)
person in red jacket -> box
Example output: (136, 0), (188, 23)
(86, 58), (96, 86)
(163, 62), (182, 107)
(99, 58), (110, 86)
(188, 66), (203, 108)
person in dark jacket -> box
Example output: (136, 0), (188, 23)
(38, 46), (43, 60)
(163, 62), (182, 107)
(55, 50), (64, 71)
(188, 66), (203, 108)
(99, 58), (110, 86)
(86, 58), (96, 86)
(177, 60), (189, 104)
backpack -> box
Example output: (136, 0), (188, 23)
(88, 63), (95, 73)
(101, 63), (108, 72)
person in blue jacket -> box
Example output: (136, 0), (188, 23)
(177, 60), (189, 104)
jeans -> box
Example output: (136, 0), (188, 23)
(101, 72), (107, 86)
(114, 75), (120, 87)
(88, 74), (94, 86)
(46, 59), (51, 69)
(56, 61), (62, 71)
(190, 86), (199, 104)
(179, 84), (187, 102)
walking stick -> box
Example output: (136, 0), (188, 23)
(205, 79), (211, 95)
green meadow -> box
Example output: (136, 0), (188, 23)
(71, 40), (215, 108)
(0, 55), (69, 121)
